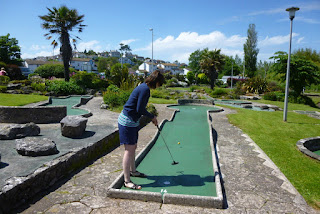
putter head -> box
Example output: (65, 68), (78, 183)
(172, 161), (179, 165)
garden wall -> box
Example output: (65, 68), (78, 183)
(0, 106), (67, 124)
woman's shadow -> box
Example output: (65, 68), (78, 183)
(140, 173), (216, 188)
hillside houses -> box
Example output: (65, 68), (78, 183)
(22, 50), (188, 77)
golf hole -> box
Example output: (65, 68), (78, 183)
(163, 181), (170, 185)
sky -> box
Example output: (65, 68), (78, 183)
(1, 0), (320, 64)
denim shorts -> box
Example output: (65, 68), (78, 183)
(118, 123), (139, 145)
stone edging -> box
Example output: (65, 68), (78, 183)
(0, 130), (119, 213)
(107, 103), (224, 208)
(296, 136), (320, 161)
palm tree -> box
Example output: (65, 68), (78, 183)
(39, 6), (86, 81)
(200, 49), (225, 89)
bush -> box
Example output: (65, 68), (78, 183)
(263, 91), (285, 101)
(6, 64), (24, 80)
(107, 84), (120, 92)
(103, 88), (133, 108)
(244, 76), (268, 94)
(71, 71), (108, 90)
(34, 64), (77, 78)
(0, 85), (7, 92)
(0, 75), (10, 85)
(210, 88), (229, 98)
(46, 80), (85, 96)
(31, 82), (46, 92)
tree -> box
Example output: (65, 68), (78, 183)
(110, 63), (129, 87)
(220, 55), (241, 78)
(87, 49), (96, 55)
(244, 24), (259, 78)
(39, 6), (86, 81)
(188, 49), (204, 74)
(270, 51), (320, 96)
(186, 71), (195, 84)
(200, 49), (225, 89)
(0, 34), (23, 65)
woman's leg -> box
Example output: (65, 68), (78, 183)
(123, 144), (136, 182)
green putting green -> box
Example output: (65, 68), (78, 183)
(123, 105), (219, 197)
(45, 96), (89, 115)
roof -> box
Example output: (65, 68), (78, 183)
(71, 58), (92, 62)
(25, 60), (62, 65)
(162, 63), (178, 66)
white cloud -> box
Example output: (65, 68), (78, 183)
(259, 33), (299, 46)
(135, 31), (247, 63)
(297, 37), (304, 44)
(77, 40), (103, 52)
(295, 17), (320, 24)
(120, 39), (137, 45)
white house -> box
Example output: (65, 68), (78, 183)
(220, 75), (247, 84)
(70, 58), (98, 73)
(24, 60), (63, 73)
(109, 50), (121, 58)
(158, 63), (183, 75)
(138, 62), (158, 73)
(133, 55), (144, 61)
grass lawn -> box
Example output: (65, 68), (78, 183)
(221, 103), (320, 209)
(0, 93), (48, 106)
(149, 97), (177, 104)
(253, 99), (320, 112)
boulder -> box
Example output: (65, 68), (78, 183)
(0, 152), (1, 163)
(0, 123), (40, 140)
(60, 115), (88, 138)
(6, 83), (22, 90)
(16, 137), (58, 156)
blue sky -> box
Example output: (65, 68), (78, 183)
(1, 0), (320, 64)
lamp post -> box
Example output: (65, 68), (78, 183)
(149, 28), (153, 73)
(283, 7), (299, 122)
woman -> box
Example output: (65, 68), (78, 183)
(118, 70), (165, 190)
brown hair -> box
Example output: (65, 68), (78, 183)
(145, 70), (165, 89)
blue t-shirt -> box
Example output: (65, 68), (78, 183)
(122, 83), (154, 122)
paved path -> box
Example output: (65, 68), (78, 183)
(16, 98), (319, 213)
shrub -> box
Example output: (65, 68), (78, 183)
(103, 89), (133, 108)
(244, 76), (268, 94)
(147, 103), (158, 116)
(6, 64), (24, 80)
(46, 80), (84, 96)
(31, 82), (46, 92)
(71, 71), (108, 89)
(210, 88), (229, 98)
(263, 91), (285, 101)
(289, 95), (316, 107)
(107, 84), (120, 92)
(0, 75), (10, 85)
(0, 85), (7, 92)
(34, 64), (77, 78)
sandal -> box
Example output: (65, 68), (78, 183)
(130, 170), (147, 178)
(124, 181), (141, 190)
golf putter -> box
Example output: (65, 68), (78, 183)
(156, 125), (179, 165)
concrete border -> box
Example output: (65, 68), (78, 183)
(296, 136), (320, 161)
(107, 102), (225, 208)
(0, 129), (119, 213)
(0, 95), (93, 124)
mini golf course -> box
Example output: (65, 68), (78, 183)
(108, 104), (224, 208)
(44, 96), (91, 116)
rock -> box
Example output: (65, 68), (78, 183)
(6, 83), (22, 90)
(100, 104), (109, 109)
(242, 104), (252, 109)
(15, 137), (58, 156)
(192, 94), (199, 99)
(0, 123), (40, 140)
(60, 115), (88, 138)
(0, 152), (1, 163)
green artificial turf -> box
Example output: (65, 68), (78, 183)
(0, 93), (48, 106)
(225, 105), (320, 209)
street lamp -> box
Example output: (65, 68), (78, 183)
(283, 7), (299, 122)
(149, 28), (153, 73)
